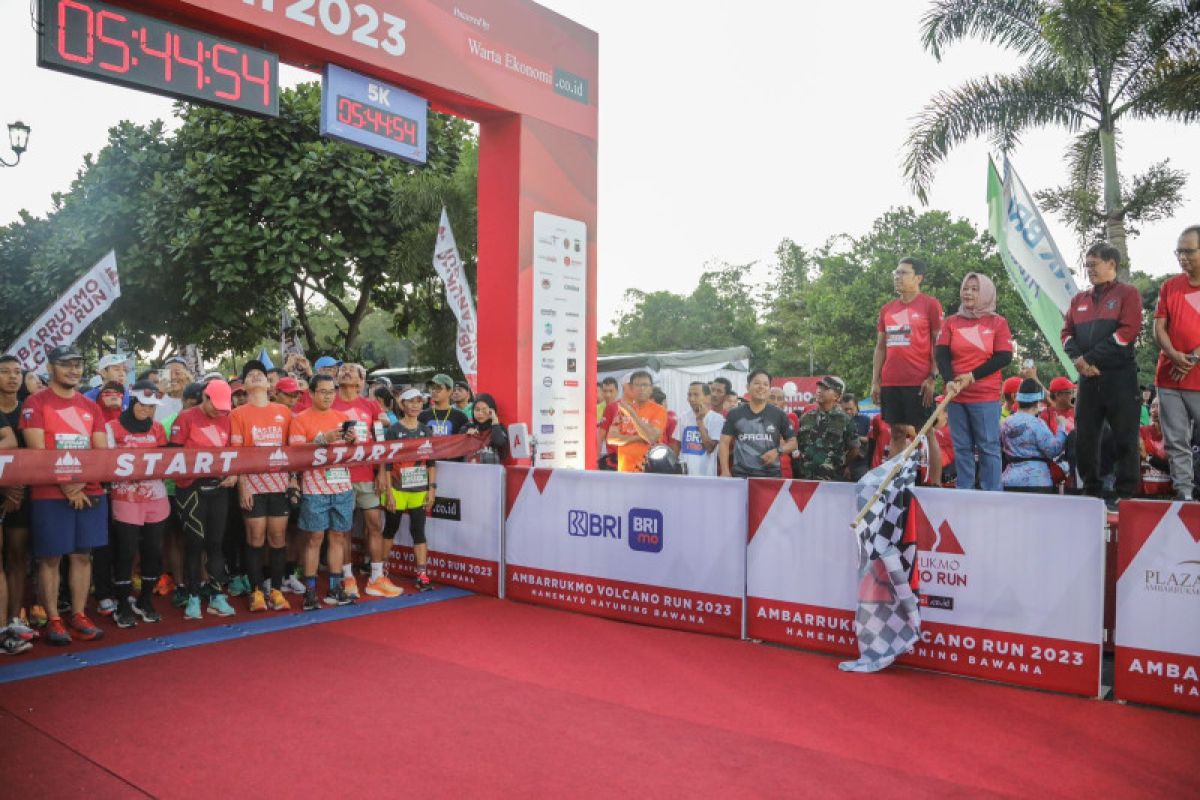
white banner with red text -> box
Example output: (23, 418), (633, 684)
(1114, 500), (1200, 713)
(5, 250), (121, 371)
(504, 468), (746, 637)
(384, 462), (504, 596)
(0, 434), (483, 487)
(432, 207), (478, 389)
(746, 480), (1106, 696)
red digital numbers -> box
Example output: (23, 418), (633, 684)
(335, 95), (419, 147)
(46, 0), (278, 115)
(392, 117), (417, 146)
(242, 54), (272, 109)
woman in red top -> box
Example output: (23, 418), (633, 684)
(104, 381), (170, 627)
(936, 273), (1013, 491)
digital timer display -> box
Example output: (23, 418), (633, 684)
(320, 64), (427, 164)
(37, 0), (280, 117)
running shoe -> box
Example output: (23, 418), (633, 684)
(267, 589), (290, 612)
(57, 596), (71, 614)
(207, 593), (236, 617)
(332, 586), (355, 606)
(302, 591), (320, 612)
(2, 633), (32, 656)
(45, 618), (71, 646)
(69, 612), (104, 641)
(415, 571), (433, 592)
(282, 575), (307, 595)
(342, 575), (360, 600)
(154, 574), (176, 596)
(323, 586), (340, 606)
(113, 599), (138, 629)
(28, 605), (48, 628)
(184, 595), (202, 621)
(6, 617), (35, 641)
(134, 595), (162, 624)
(171, 587), (191, 609)
(228, 575), (251, 597)
(248, 589), (267, 612)
(365, 576), (404, 598)
(97, 598), (117, 617)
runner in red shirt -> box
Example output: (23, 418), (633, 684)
(333, 363), (401, 599)
(169, 379), (236, 621)
(18, 345), (108, 646)
(104, 380), (170, 627)
(871, 257), (942, 471)
(229, 360), (293, 612)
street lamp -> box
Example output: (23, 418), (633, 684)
(1, 121), (31, 167)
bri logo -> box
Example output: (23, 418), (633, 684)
(566, 507), (663, 553)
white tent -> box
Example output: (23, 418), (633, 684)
(596, 347), (751, 415)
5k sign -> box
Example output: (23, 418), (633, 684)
(505, 468), (745, 637)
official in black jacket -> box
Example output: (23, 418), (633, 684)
(1061, 242), (1143, 511)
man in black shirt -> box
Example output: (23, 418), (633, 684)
(0, 355), (34, 644)
(719, 368), (797, 478)
(419, 374), (470, 436)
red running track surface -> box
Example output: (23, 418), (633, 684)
(1, 595), (1196, 798)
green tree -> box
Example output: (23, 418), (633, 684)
(599, 262), (765, 356)
(904, 0), (1200, 274)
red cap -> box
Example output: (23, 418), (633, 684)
(1002, 376), (1023, 395)
(203, 379), (232, 412)
(1048, 377), (1076, 392)
(275, 377), (301, 394)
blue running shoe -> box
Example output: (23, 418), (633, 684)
(184, 595), (202, 621)
(207, 593), (236, 617)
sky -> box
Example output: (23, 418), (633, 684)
(1, 1), (1197, 336)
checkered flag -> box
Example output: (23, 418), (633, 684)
(838, 453), (921, 674)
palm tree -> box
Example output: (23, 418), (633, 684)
(904, 0), (1200, 274)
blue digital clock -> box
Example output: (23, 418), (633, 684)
(319, 64), (427, 164)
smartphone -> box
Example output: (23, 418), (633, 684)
(1022, 358), (1035, 369)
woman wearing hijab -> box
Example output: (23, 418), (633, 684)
(935, 273), (1014, 491)
(465, 393), (508, 464)
(103, 380), (170, 626)
(1001, 378), (1069, 493)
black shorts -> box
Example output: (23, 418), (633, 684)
(880, 385), (930, 429)
(244, 492), (290, 519)
(3, 488), (31, 529)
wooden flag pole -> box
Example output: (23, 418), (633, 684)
(851, 392), (956, 528)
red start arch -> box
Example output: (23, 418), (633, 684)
(105, 0), (599, 468)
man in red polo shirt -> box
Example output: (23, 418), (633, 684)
(1152, 224), (1200, 501)
(19, 344), (108, 646)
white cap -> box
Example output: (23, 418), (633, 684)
(399, 388), (422, 402)
(98, 354), (126, 370)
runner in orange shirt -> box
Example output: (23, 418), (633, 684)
(229, 360), (293, 612)
(606, 370), (667, 472)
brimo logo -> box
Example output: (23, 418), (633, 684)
(567, 507), (663, 553)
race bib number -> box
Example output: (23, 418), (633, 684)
(55, 433), (89, 450)
(428, 420), (452, 436)
(885, 323), (912, 348)
(325, 467), (350, 483)
(398, 465), (428, 490)
(681, 426), (705, 456)
(353, 421), (371, 442)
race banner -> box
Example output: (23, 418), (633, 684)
(987, 156), (1079, 379)
(386, 462), (505, 596)
(433, 207), (478, 390)
(747, 480), (1106, 696)
(1114, 500), (1200, 713)
(5, 250), (121, 371)
(0, 434), (483, 487)
(505, 467), (746, 637)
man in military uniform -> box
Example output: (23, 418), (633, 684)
(794, 376), (860, 481)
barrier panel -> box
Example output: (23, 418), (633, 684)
(1114, 500), (1200, 713)
(746, 480), (1106, 697)
(385, 462), (505, 597)
(504, 468), (746, 637)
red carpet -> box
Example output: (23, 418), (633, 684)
(1, 596), (1196, 797)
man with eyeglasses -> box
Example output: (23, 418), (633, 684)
(871, 257), (942, 472)
(1151, 225), (1200, 502)
(607, 371), (667, 473)
(1062, 242), (1144, 514)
